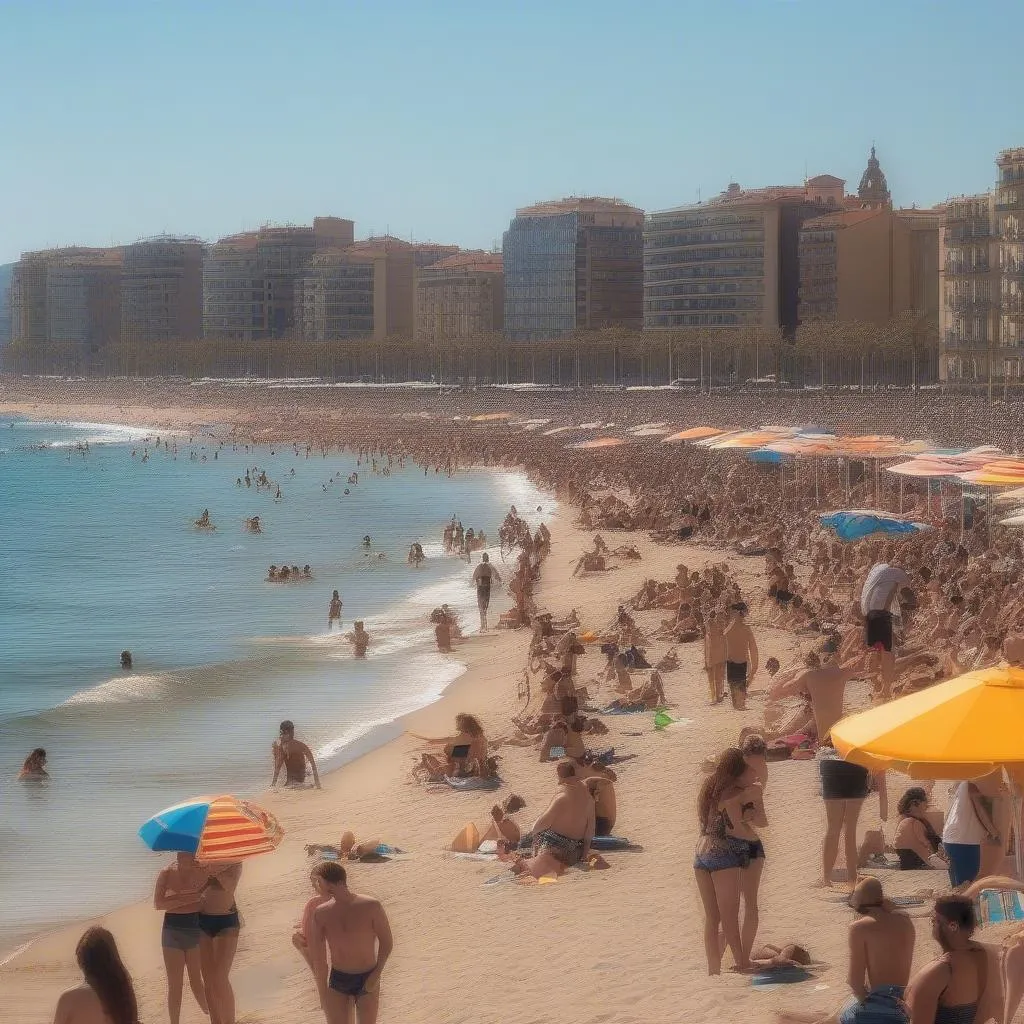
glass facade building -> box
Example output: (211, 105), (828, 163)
(502, 198), (644, 341)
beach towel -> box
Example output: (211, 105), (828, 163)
(444, 775), (501, 791)
(600, 705), (648, 715)
(977, 888), (1024, 926)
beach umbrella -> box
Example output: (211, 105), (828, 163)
(139, 794), (284, 862)
(819, 510), (930, 542)
(470, 413), (513, 422)
(831, 666), (1024, 777)
(568, 437), (628, 450)
(748, 449), (784, 464)
(999, 512), (1024, 527)
(662, 425), (726, 443)
(993, 486), (1024, 505)
(706, 429), (793, 451)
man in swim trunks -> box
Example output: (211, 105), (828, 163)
(723, 602), (759, 711)
(346, 621), (370, 659)
(272, 721), (322, 789)
(528, 760), (595, 867)
(309, 861), (393, 1024)
(772, 640), (887, 886)
(860, 563), (911, 700)
(471, 553), (502, 631)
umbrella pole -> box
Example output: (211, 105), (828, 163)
(900, 477), (904, 514)
(1004, 767), (1023, 880)
(815, 459), (819, 505)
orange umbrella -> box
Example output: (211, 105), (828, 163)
(662, 426), (726, 443)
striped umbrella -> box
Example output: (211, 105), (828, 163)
(139, 794), (284, 862)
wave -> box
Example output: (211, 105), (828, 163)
(11, 419), (186, 448)
(314, 654), (466, 761)
(59, 673), (169, 706)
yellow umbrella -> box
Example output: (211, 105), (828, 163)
(831, 666), (1024, 779)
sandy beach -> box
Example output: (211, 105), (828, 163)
(1, 383), (1017, 1024)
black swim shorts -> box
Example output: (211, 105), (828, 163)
(819, 758), (870, 800)
(329, 966), (374, 998)
(864, 609), (894, 652)
(726, 661), (748, 692)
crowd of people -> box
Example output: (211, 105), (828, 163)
(23, 379), (1024, 1024)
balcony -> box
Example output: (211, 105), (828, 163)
(948, 296), (992, 313)
(945, 262), (991, 275)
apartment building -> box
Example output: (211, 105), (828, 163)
(644, 177), (841, 335)
(503, 197), (643, 341)
(121, 238), (204, 346)
(414, 251), (503, 342)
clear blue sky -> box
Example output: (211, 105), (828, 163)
(1, 0), (1021, 264)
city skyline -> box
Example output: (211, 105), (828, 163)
(2, 0), (1023, 265)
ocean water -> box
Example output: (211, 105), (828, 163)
(0, 418), (553, 952)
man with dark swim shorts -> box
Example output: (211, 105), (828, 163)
(309, 861), (393, 1024)
(723, 602), (759, 711)
(471, 553), (502, 632)
(769, 639), (887, 887)
(860, 563), (911, 700)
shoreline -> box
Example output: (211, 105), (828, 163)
(1, 412), (549, 962)
(5, 382), (996, 1024)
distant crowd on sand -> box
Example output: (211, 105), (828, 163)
(23, 381), (1024, 1024)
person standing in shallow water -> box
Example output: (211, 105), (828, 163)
(471, 553), (502, 631)
(328, 590), (343, 631)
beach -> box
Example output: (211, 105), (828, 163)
(1, 381), (1020, 1024)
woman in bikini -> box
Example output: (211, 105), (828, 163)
(693, 747), (762, 974)
(409, 713), (487, 779)
(154, 852), (209, 1024)
(198, 861), (243, 1024)
(52, 927), (140, 1024)
(891, 787), (946, 871)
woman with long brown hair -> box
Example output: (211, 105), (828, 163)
(52, 927), (139, 1024)
(693, 747), (761, 974)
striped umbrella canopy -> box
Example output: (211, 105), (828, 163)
(887, 459), (966, 478)
(139, 794), (284, 862)
(542, 425), (587, 436)
(993, 486), (1024, 504)
(662, 426), (726, 443)
(763, 437), (839, 456)
(999, 512), (1024, 527)
(568, 437), (628, 450)
(706, 429), (795, 451)
(470, 412), (513, 422)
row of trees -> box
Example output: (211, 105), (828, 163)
(0, 314), (942, 390)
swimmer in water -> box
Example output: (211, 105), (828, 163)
(19, 747), (48, 780)
(328, 590), (343, 630)
(346, 621), (370, 658)
(120, 650), (133, 670)
(272, 721), (321, 789)
(195, 509), (212, 529)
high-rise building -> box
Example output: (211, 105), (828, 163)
(415, 251), (503, 342)
(203, 217), (354, 340)
(296, 236), (457, 342)
(644, 178), (841, 334)
(11, 247), (122, 354)
(503, 197), (643, 341)
(121, 238), (204, 346)
(939, 147), (1024, 383)
(798, 151), (941, 327)
(0, 263), (15, 347)
(996, 148), (1024, 357)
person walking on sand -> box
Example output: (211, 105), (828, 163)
(471, 553), (502, 632)
(309, 861), (394, 1024)
(198, 861), (243, 1024)
(154, 852), (209, 1024)
(723, 602), (758, 711)
(272, 720), (322, 789)
(52, 926), (140, 1024)
(328, 590), (343, 631)
(704, 610), (726, 704)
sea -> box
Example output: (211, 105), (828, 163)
(0, 417), (553, 954)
